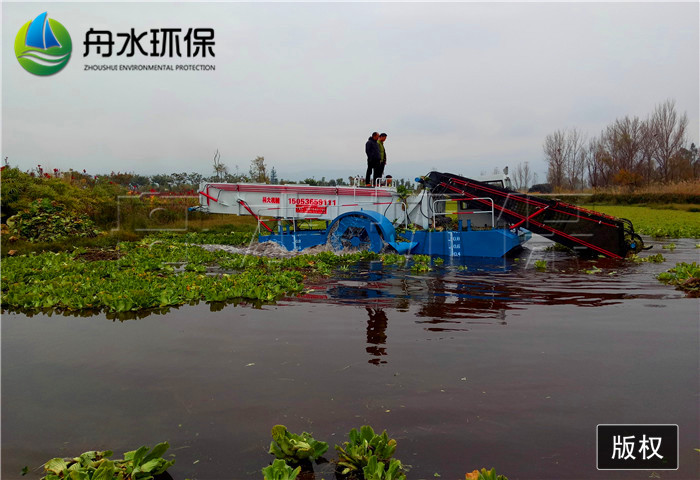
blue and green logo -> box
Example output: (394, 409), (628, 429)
(15, 12), (72, 76)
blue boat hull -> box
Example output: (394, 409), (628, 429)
(260, 227), (530, 258)
(406, 228), (530, 257)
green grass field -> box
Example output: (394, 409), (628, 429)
(581, 204), (700, 238)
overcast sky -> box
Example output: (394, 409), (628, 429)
(2, 1), (698, 183)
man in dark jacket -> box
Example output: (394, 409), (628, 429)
(365, 132), (381, 186)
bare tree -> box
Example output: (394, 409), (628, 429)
(544, 130), (566, 190)
(512, 161), (533, 191)
(638, 120), (657, 184)
(544, 128), (585, 190)
(595, 116), (647, 188)
(649, 99), (688, 181)
(610, 116), (644, 172)
(584, 136), (610, 189)
(212, 149), (227, 181)
(564, 128), (586, 190)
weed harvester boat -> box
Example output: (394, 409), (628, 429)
(194, 171), (643, 259)
(417, 171), (645, 258)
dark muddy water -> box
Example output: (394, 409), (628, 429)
(2, 237), (699, 480)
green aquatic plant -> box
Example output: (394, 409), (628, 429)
(580, 204), (700, 238)
(262, 459), (301, 480)
(584, 266), (602, 274)
(544, 243), (573, 253)
(362, 455), (406, 480)
(40, 442), (174, 480)
(269, 425), (329, 462)
(410, 255), (432, 273)
(0, 243), (307, 312)
(662, 243), (676, 250)
(335, 426), (398, 475)
(534, 260), (547, 271)
(629, 253), (666, 263)
(465, 467), (509, 480)
(7, 198), (100, 243)
(155, 229), (256, 246)
(657, 262), (700, 294)
(380, 253), (407, 265)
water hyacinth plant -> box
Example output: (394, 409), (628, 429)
(1, 241), (445, 314)
(465, 467), (509, 480)
(629, 253), (665, 263)
(657, 261), (700, 295)
(269, 425), (329, 463)
(40, 442), (174, 480)
(334, 426), (398, 475)
(262, 459), (301, 480)
(362, 455), (406, 480)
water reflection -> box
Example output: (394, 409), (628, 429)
(294, 246), (695, 366)
(414, 277), (509, 327)
(365, 307), (388, 365)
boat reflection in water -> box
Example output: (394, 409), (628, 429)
(294, 249), (656, 366)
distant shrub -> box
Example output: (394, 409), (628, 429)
(6, 199), (100, 242)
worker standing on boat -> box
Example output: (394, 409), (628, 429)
(365, 131), (381, 186)
(377, 133), (388, 180)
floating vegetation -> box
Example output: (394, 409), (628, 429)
(544, 242), (573, 253)
(0, 240), (446, 314)
(657, 262), (700, 295)
(269, 425), (329, 463)
(662, 243), (677, 250)
(334, 425), (399, 476)
(410, 255), (432, 273)
(581, 205), (700, 238)
(1, 243), (305, 312)
(362, 455), (406, 480)
(40, 442), (174, 480)
(152, 229), (256, 246)
(378, 253), (407, 266)
(262, 459), (301, 480)
(629, 253), (666, 263)
(534, 260), (547, 271)
(465, 467), (509, 480)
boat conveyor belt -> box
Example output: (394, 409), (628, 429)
(417, 171), (644, 258)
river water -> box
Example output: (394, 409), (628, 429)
(2, 236), (698, 480)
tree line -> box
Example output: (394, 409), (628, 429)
(541, 99), (698, 191)
(11, 152), (416, 192)
(211, 152), (416, 189)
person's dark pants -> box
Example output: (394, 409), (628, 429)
(376, 162), (386, 179)
(365, 161), (380, 186)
